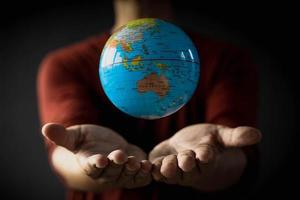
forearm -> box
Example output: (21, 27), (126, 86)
(194, 148), (247, 192)
(51, 146), (112, 192)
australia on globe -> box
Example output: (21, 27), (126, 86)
(99, 18), (200, 119)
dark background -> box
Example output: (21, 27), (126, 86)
(0, 1), (298, 199)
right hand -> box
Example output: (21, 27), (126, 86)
(42, 123), (152, 189)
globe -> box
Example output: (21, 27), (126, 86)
(99, 18), (200, 119)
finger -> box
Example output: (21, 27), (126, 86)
(177, 150), (196, 172)
(125, 156), (141, 171)
(107, 149), (128, 165)
(160, 154), (179, 179)
(217, 125), (262, 147)
(88, 154), (109, 169)
(98, 150), (127, 181)
(117, 156), (140, 187)
(134, 160), (152, 187)
(181, 162), (202, 187)
(194, 144), (216, 163)
(151, 157), (164, 181)
(42, 123), (82, 152)
(135, 160), (152, 181)
(85, 154), (108, 179)
(100, 159), (124, 181)
(140, 160), (152, 174)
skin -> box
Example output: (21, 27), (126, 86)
(149, 124), (262, 191)
(112, 0), (174, 32)
(42, 124), (152, 192)
(43, 123), (261, 192)
(41, 0), (172, 192)
(41, 0), (262, 193)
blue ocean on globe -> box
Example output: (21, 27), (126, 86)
(99, 18), (200, 119)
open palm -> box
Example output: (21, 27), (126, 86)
(149, 124), (261, 190)
(42, 123), (152, 189)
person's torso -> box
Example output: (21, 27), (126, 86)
(53, 30), (238, 200)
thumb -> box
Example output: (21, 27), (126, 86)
(41, 123), (81, 152)
(217, 126), (262, 147)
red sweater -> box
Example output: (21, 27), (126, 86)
(37, 31), (258, 200)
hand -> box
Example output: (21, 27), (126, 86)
(149, 123), (262, 190)
(42, 123), (152, 190)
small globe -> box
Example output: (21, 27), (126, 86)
(99, 18), (200, 119)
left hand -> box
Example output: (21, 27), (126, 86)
(149, 123), (262, 190)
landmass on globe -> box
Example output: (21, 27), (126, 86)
(137, 72), (169, 98)
(99, 18), (200, 119)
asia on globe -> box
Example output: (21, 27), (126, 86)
(99, 18), (200, 119)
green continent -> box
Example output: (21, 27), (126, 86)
(126, 18), (157, 29)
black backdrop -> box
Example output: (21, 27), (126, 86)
(0, 1), (298, 199)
